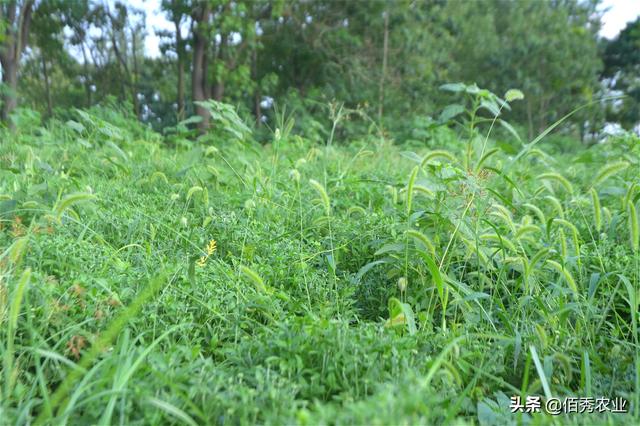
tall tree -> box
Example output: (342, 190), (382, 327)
(191, 1), (211, 130)
(62, 0), (93, 107)
(87, 2), (145, 118)
(603, 17), (640, 131)
(160, 0), (191, 120)
(106, 2), (144, 118)
(0, 0), (35, 124)
(443, 0), (602, 138)
(31, 0), (70, 117)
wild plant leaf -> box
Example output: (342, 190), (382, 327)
(65, 120), (85, 134)
(439, 82), (467, 92)
(384, 297), (417, 335)
(399, 151), (423, 163)
(479, 99), (501, 116)
(498, 119), (521, 142)
(354, 259), (389, 283)
(417, 249), (446, 305)
(145, 397), (198, 426)
(374, 243), (405, 256)
(439, 104), (465, 123)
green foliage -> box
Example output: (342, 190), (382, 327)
(4, 0), (621, 143)
(603, 17), (640, 130)
(194, 100), (252, 141)
(1, 98), (639, 425)
(441, 0), (603, 139)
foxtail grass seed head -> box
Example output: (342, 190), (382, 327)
(398, 277), (407, 292)
(505, 89), (525, 102)
(244, 199), (256, 210)
(205, 146), (219, 156)
(309, 179), (331, 216)
(289, 169), (301, 182)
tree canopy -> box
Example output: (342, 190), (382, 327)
(0, 0), (638, 138)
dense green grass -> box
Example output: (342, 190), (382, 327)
(1, 105), (639, 425)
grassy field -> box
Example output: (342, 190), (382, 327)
(0, 105), (639, 425)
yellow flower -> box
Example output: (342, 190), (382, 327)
(197, 239), (217, 267)
(206, 239), (217, 256)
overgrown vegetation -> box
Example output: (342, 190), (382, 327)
(4, 0), (640, 140)
(1, 0), (639, 424)
(0, 88), (639, 424)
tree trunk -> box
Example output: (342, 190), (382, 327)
(0, 60), (18, 123)
(41, 55), (53, 117)
(110, 31), (129, 103)
(0, 0), (35, 127)
(211, 33), (226, 102)
(174, 19), (185, 120)
(192, 4), (211, 131)
(252, 48), (261, 126)
(212, 81), (224, 101)
(108, 13), (139, 118)
(80, 43), (92, 107)
(177, 55), (185, 120)
(378, 10), (389, 124)
(204, 41), (211, 100)
(131, 28), (140, 119)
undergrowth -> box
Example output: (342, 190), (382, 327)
(0, 97), (639, 425)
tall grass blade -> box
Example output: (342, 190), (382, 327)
(4, 268), (31, 399)
(628, 201), (639, 253)
(145, 397), (198, 426)
(35, 272), (169, 424)
(529, 346), (552, 399)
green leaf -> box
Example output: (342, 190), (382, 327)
(439, 82), (467, 92)
(498, 119), (521, 142)
(354, 259), (389, 283)
(65, 120), (85, 134)
(145, 397), (198, 426)
(479, 99), (501, 116)
(439, 104), (465, 123)
(418, 250), (445, 304)
(374, 243), (405, 256)
(399, 151), (423, 163)
(465, 84), (481, 94)
(384, 297), (417, 335)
